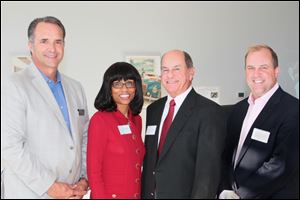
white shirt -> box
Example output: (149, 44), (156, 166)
(157, 86), (193, 145)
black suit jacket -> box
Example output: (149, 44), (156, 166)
(141, 89), (227, 199)
(220, 87), (299, 199)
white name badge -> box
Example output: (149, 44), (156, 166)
(146, 125), (157, 135)
(251, 128), (270, 143)
(118, 125), (131, 135)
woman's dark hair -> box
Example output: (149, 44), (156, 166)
(94, 62), (144, 115)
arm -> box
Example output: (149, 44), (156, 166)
(191, 106), (227, 198)
(237, 111), (299, 198)
(47, 181), (86, 199)
(79, 84), (89, 180)
(87, 113), (108, 198)
(69, 85), (90, 199)
(69, 178), (89, 199)
(219, 111), (240, 194)
(1, 78), (56, 196)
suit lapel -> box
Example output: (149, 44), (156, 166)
(62, 77), (78, 144)
(231, 102), (249, 166)
(235, 88), (282, 168)
(158, 89), (196, 160)
(152, 98), (167, 151)
(29, 65), (73, 143)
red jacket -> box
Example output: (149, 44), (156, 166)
(87, 110), (145, 199)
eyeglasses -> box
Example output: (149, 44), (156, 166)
(112, 81), (136, 89)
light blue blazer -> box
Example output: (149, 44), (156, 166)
(1, 64), (89, 198)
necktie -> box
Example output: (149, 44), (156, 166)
(158, 99), (176, 156)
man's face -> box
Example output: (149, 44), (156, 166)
(28, 22), (64, 70)
(246, 48), (279, 100)
(161, 51), (195, 98)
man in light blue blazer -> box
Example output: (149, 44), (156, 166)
(1, 16), (89, 198)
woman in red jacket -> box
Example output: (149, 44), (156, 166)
(87, 62), (145, 199)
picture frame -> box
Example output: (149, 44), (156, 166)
(125, 54), (161, 107)
(194, 86), (220, 104)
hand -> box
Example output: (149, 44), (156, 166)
(219, 190), (240, 199)
(47, 182), (76, 199)
(69, 178), (89, 199)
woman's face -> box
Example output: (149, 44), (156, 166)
(111, 79), (136, 109)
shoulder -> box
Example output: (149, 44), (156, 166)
(232, 97), (248, 109)
(61, 73), (83, 88)
(89, 111), (114, 130)
(134, 113), (142, 121)
(90, 111), (112, 121)
(279, 88), (299, 106)
(275, 89), (299, 116)
(192, 91), (222, 113)
(147, 96), (167, 112)
(6, 66), (32, 85)
(60, 73), (87, 101)
(133, 114), (142, 125)
(3, 67), (35, 97)
(226, 98), (249, 121)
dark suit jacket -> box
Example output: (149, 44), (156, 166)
(220, 87), (299, 199)
(141, 88), (227, 199)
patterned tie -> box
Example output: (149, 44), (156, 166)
(158, 99), (176, 156)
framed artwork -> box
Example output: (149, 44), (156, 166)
(125, 55), (161, 107)
(12, 56), (31, 72)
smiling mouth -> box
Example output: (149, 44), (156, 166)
(166, 80), (178, 84)
(44, 53), (58, 58)
(253, 80), (264, 84)
(119, 94), (130, 99)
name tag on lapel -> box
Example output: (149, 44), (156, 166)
(118, 125), (131, 135)
(251, 128), (270, 143)
(77, 109), (85, 116)
(146, 125), (157, 135)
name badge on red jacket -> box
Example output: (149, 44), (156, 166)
(118, 125), (131, 135)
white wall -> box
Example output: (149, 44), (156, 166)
(2, 1), (299, 118)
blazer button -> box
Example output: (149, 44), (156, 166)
(134, 193), (139, 198)
(112, 194), (117, 198)
(135, 178), (140, 183)
(69, 169), (72, 174)
(152, 171), (155, 175)
(70, 146), (74, 150)
(135, 148), (140, 154)
(132, 134), (136, 140)
(135, 163), (141, 169)
(150, 192), (154, 196)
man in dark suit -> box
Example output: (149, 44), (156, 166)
(219, 45), (299, 199)
(141, 50), (227, 198)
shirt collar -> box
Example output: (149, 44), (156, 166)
(35, 65), (61, 84)
(248, 83), (279, 105)
(167, 85), (193, 107)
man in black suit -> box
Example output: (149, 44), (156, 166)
(141, 50), (227, 198)
(219, 44), (299, 199)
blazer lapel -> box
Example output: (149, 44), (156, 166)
(61, 77), (77, 143)
(231, 102), (249, 167)
(153, 98), (167, 151)
(29, 65), (73, 143)
(158, 89), (196, 160)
